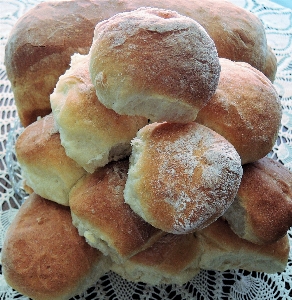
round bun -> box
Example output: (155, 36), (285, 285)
(1, 193), (110, 300)
(195, 58), (282, 165)
(15, 114), (87, 206)
(69, 159), (164, 264)
(50, 53), (148, 173)
(111, 233), (201, 285)
(197, 218), (290, 274)
(223, 157), (292, 245)
(89, 7), (220, 123)
(5, 0), (275, 127)
(124, 122), (243, 234)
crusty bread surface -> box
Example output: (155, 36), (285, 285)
(195, 58), (282, 165)
(111, 233), (202, 285)
(50, 53), (148, 173)
(223, 157), (292, 245)
(69, 159), (164, 264)
(1, 193), (110, 300)
(5, 0), (276, 126)
(15, 114), (87, 206)
(124, 122), (243, 234)
(197, 218), (290, 273)
(89, 7), (221, 122)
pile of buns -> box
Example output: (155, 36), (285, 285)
(3, 0), (292, 299)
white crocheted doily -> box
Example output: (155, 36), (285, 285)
(0, 0), (291, 299)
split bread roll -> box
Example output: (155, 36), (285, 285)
(124, 122), (243, 234)
(69, 159), (164, 264)
(5, 0), (276, 127)
(15, 114), (87, 206)
(89, 7), (221, 123)
(196, 58), (282, 165)
(223, 157), (292, 245)
(1, 193), (111, 300)
(111, 233), (202, 286)
(50, 53), (148, 173)
(197, 218), (290, 274)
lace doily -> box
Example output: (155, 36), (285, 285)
(0, 0), (292, 299)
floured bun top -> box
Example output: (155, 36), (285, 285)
(89, 7), (221, 123)
(124, 122), (243, 234)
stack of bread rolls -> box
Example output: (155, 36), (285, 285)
(3, 1), (292, 299)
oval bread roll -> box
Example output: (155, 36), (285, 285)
(15, 114), (87, 206)
(5, 0), (276, 126)
(195, 58), (282, 165)
(89, 7), (221, 123)
(1, 193), (110, 300)
(50, 53), (148, 173)
(223, 157), (292, 245)
(124, 122), (243, 234)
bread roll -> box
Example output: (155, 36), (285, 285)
(5, 0), (276, 127)
(89, 7), (220, 123)
(111, 233), (201, 285)
(223, 157), (292, 245)
(1, 193), (110, 300)
(69, 160), (164, 264)
(197, 218), (289, 273)
(124, 122), (243, 234)
(15, 114), (87, 206)
(195, 59), (282, 165)
(50, 53), (148, 173)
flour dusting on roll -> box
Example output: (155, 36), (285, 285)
(89, 7), (220, 123)
(124, 122), (243, 234)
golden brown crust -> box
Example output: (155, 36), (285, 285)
(225, 157), (292, 244)
(1, 193), (108, 300)
(197, 218), (289, 273)
(89, 7), (220, 122)
(6, 0), (275, 126)
(195, 58), (282, 165)
(15, 114), (86, 205)
(111, 233), (201, 285)
(50, 54), (148, 173)
(69, 160), (163, 263)
(124, 122), (243, 234)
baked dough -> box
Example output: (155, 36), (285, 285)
(196, 58), (282, 165)
(50, 53), (148, 173)
(69, 159), (164, 264)
(1, 193), (110, 300)
(15, 114), (86, 206)
(124, 122), (243, 233)
(223, 157), (292, 245)
(89, 7), (221, 123)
